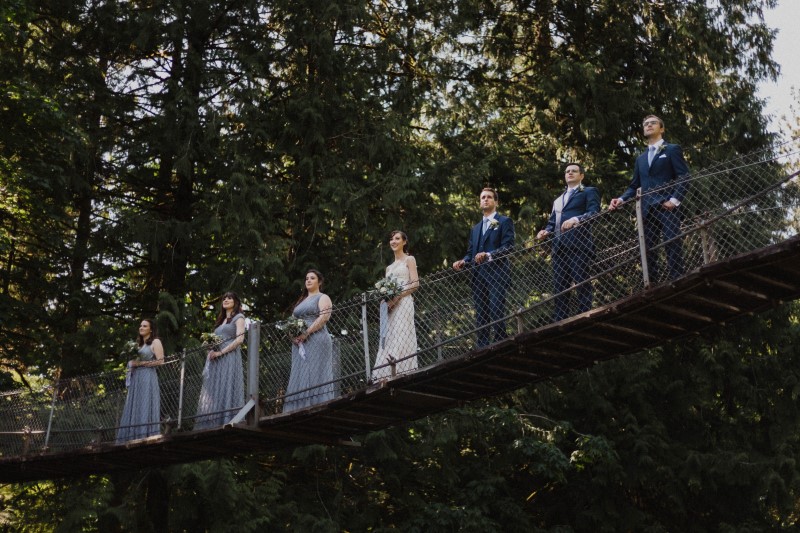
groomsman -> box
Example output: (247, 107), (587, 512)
(537, 163), (601, 322)
(453, 188), (515, 347)
(609, 115), (690, 282)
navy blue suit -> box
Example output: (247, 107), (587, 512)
(621, 142), (690, 281)
(544, 186), (601, 321)
(462, 214), (515, 347)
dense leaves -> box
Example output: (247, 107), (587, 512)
(0, 0), (794, 531)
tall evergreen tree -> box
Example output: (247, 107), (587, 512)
(0, 0), (794, 531)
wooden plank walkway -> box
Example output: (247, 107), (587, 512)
(3, 235), (799, 483)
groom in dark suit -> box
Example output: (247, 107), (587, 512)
(453, 188), (515, 347)
(610, 115), (690, 282)
(537, 163), (601, 322)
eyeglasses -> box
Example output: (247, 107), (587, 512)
(643, 119), (660, 127)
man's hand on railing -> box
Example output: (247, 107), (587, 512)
(561, 217), (580, 231)
(608, 197), (624, 210)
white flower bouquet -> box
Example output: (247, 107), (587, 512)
(373, 274), (403, 301)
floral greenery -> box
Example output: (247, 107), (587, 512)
(199, 332), (223, 349)
(275, 317), (306, 338)
(122, 341), (139, 360)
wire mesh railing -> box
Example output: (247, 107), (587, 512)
(0, 143), (798, 458)
(256, 142), (800, 411)
(0, 333), (250, 457)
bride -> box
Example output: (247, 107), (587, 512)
(373, 230), (419, 380)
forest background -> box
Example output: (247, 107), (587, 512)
(1, 0), (799, 531)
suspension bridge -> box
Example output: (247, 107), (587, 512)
(1, 144), (799, 482)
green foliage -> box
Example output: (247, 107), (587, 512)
(0, 0), (796, 530)
(2, 305), (799, 530)
(0, 477), (112, 532)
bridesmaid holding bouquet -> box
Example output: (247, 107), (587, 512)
(116, 319), (164, 443)
(195, 292), (246, 429)
(283, 270), (334, 413)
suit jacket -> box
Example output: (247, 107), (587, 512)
(621, 142), (690, 211)
(544, 186), (600, 252)
(462, 214), (515, 279)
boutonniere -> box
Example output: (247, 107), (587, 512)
(488, 219), (500, 230)
(655, 144), (667, 155)
(577, 184), (585, 192)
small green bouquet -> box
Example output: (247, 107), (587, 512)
(276, 316), (306, 338)
(123, 340), (140, 360)
(123, 341), (141, 387)
(200, 332), (223, 350)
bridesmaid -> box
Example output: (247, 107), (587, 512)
(116, 319), (164, 443)
(195, 292), (246, 429)
(372, 230), (419, 380)
(283, 270), (334, 413)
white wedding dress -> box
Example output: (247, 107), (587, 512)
(373, 257), (418, 380)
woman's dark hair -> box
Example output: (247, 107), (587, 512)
(390, 230), (410, 254)
(214, 291), (244, 328)
(137, 318), (158, 347)
(293, 269), (325, 310)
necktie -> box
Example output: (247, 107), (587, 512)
(648, 145), (656, 165)
(482, 218), (489, 235)
(555, 190), (572, 234)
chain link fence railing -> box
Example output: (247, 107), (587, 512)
(1, 143), (798, 458)
(256, 142), (800, 411)
(0, 332), (249, 456)
(0, 387), (52, 457)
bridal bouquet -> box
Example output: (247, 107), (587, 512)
(373, 274), (403, 301)
(374, 275), (404, 349)
(275, 316), (306, 338)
